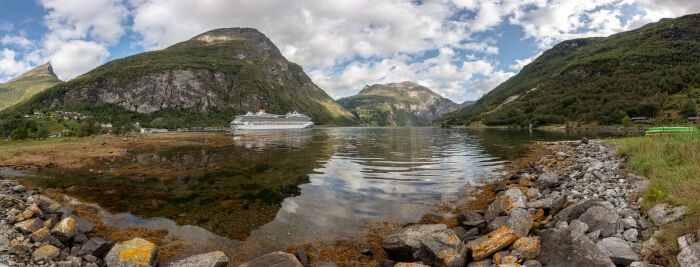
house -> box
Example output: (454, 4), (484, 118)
(688, 117), (700, 124)
(630, 117), (651, 123)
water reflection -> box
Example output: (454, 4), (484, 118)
(18, 128), (638, 258)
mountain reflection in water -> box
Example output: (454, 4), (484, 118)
(21, 128), (636, 257)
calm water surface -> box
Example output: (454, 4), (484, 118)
(18, 127), (637, 258)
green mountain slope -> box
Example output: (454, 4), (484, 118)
(0, 63), (61, 111)
(4, 28), (357, 127)
(437, 14), (700, 127)
(337, 81), (459, 126)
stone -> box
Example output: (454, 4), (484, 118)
(8, 239), (31, 256)
(485, 198), (507, 221)
(293, 247), (309, 265)
(578, 206), (619, 238)
(621, 217), (637, 229)
(535, 171), (558, 189)
(677, 242), (700, 267)
(581, 137), (589, 144)
(104, 238), (157, 267)
(458, 211), (487, 228)
(538, 228), (614, 267)
(311, 262), (337, 267)
(629, 262), (665, 267)
(84, 254), (98, 262)
(15, 218), (44, 234)
(32, 245), (60, 262)
(504, 188), (528, 210)
(468, 226), (520, 261)
(394, 263), (431, 267)
(15, 209), (35, 222)
(78, 237), (113, 257)
(587, 229), (601, 243)
(57, 256), (83, 267)
(569, 219), (589, 233)
(468, 259), (494, 267)
(12, 185), (26, 192)
(596, 237), (639, 265)
(555, 199), (595, 222)
(71, 245), (81, 257)
(382, 224), (446, 261)
(377, 259), (396, 267)
(506, 208), (533, 237)
(29, 226), (64, 248)
(678, 233), (698, 250)
(523, 259), (542, 267)
(74, 233), (88, 244)
(489, 216), (509, 232)
(417, 229), (466, 267)
(501, 255), (518, 264)
(161, 251), (228, 267)
(355, 247), (372, 256)
(52, 217), (78, 242)
(56, 206), (76, 217)
(510, 236), (541, 260)
(648, 204), (687, 225)
(63, 214), (95, 233)
(28, 195), (59, 210)
(238, 251), (303, 267)
(453, 226), (479, 241)
(624, 228), (639, 242)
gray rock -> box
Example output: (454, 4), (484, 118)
(488, 216), (509, 232)
(458, 211), (486, 228)
(538, 228), (613, 267)
(32, 245), (60, 262)
(62, 214), (95, 234)
(161, 251), (228, 267)
(239, 251), (303, 267)
(555, 221), (569, 230)
(417, 229), (466, 267)
(624, 228), (639, 242)
(453, 227), (479, 241)
(467, 259), (494, 267)
(78, 237), (112, 257)
(377, 259), (396, 267)
(84, 254), (97, 263)
(648, 204), (687, 225)
(355, 247), (372, 256)
(507, 208), (533, 237)
(51, 217), (79, 242)
(678, 233), (698, 250)
(578, 206), (619, 238)
(104, 238), (157, 267)
(510, 236), (541, 260)
(504, 188), (528, 210)
(621, 217), (637, 229)
(597, 237), (639, 265)
(293, 247), (309, 266)
(535, 171), (559, 189)
(14, 218), (44, 234)
(581, 137), (589, 144)
(484, 198), (507, 221)
(569, 220), (588, 233)
(382, 224), (446, 261)
(630, 262), (665, 267)
(555, 199), (595, 222)
(677, 242), (700, 267)
(523, 259), (542, 267)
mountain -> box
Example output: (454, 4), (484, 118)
(337, 81), (459, 126)
(437, 14), (700, 127)
(0, 63), (62, 111)
(458, 100), (475, 108)
(4, 28), (357, 127)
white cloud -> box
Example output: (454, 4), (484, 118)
(1, 35), (35, 49)
(0, 22), (12, 32)
(40, 0), (129, 44)
(49, 40), (109, 80)
(466, 71), (516, 97)
(0, 49), (33, 82)
(509, 51), (543, 70)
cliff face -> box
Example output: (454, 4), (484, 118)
(8, 28), (357, 127)
(337, 81), (459, 126)
(0, 63), (61, 111)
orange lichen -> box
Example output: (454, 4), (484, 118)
(116, 238), (157, 266)
(469, 226), (520, 260)
(531, 209), (544, 221)
(53, 217), (76, 234)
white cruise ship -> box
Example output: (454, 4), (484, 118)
(230, 109), (314, 130)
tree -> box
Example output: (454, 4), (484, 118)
(112, 115), (133, 135)
(10, 128), (28, 140)
(37, 128), (50, 139)
(621, 116), (631, 127)
(681, 100), (697, 118)
(77, 117), (101, 137)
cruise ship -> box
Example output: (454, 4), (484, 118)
(230, 109), (314, 130)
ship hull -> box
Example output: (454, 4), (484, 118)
(230, 122), (314, 130)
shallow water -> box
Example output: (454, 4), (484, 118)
(17, 127), (639, 258)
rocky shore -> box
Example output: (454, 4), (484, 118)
(0, 178), (228, 267)
(237, 139), (699, 267)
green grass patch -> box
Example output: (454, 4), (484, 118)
(614, 133), (700, 265)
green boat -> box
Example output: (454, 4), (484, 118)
(645, 127), (698, 136)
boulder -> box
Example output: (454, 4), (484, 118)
(506, 208), (533, 237)
(569, 220), (589, 234)
(32, 245), (60, 262)
(488, 216), (509, 232)
(78, 237), (113, 257)
(394, 263), (431, 267)
(578, 206), (619, 238)
(238, 251), (303, 267)
(63, 214), (95, 233)
(8, 239), (31, 256)
(467, 259), (493, 267)
(678, 233), (698, 250)
(161, 251), (228, 267)
(538, 228), (613, 267)
(15, 218), (44, 234)
(504, 188), (528, 210)
(596, 237), (639, 265)
(554, 199), (595, 222)
(624, 228), (639, 242)
(52, 217), (79, 242)
(677, 242), (700, 267)
(523, 259), (542, 267)
(417, 229), (467, 267)
(621, 217), (637, 229)
(293, 247), (309, 266)
(648, 204), (687, 226)
(468, 226), (520, 261)
(29, 226), (64, 248)
(630, 262), (665, 267)
(485, 198), (507, 221)
(510, 236), (541, 260)
(535, 171), (558, 189)
(104, 238), (158, 267)
(458, 211), (487, 228)
(382, 224), (446, 261)
(453, 226), (479, 241)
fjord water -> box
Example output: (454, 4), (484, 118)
(23, 128), (633, 256)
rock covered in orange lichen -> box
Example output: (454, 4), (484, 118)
(238, 251), (302, 267)
(105, 237), (158, 267)
(14, 217), (44, 234)
(51, 217), (78, 241)
(419, 229), (467, 267)
(510, 236), (541, 260)
(468, 226), (520, 261)
(31, 245), (60, 261)
(161, 250), (229, 267)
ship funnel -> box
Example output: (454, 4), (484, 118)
(259, 108), (266, 114)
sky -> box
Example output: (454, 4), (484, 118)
(0, 0), (698, 103)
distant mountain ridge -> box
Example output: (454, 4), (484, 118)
(4, 28), (358, 127)
(0, 63), (62, 111)
(337, 81), (460, 126)
(437, 14), (700, 126)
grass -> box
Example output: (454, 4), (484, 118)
(614, 133), (700, 266)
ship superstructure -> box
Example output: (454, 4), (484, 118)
(230, 109), (313, 130)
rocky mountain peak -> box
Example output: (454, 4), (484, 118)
(359, 81), (434, 95)
(7, 62), (59, 83)
(176, 27), (284, 59)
